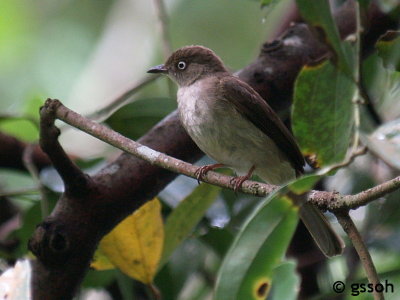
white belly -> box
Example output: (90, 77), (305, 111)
(177, 81), (295, 185)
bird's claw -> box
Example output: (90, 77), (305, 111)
(230, 176), (248, 194)
(194, 164), (224, 184)
(230, 165), (255, 194)
(195, 166), (210, 184)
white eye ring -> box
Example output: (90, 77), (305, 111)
(177, 61), (186, 70)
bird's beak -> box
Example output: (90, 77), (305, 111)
(147, 64), (167, 74)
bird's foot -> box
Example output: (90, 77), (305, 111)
(194, 163), (224, 184)
(230, 165), (255, 193)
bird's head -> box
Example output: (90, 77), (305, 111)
(147, 45), (227, 87)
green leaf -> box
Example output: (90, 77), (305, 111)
(292, 60), (356, 167)
(214, 187), (298, 300)
(0, 118), (38, 142)
(361, 53), (400, 115)
(376, 30), (400, 71)
(289, 174), (322, 194)
(13, 202), (42, 257)
(107, 97), (176, 140)
(200, 227), (234, 258)
(23, 96), (43, 122)
(296, 0), (354, 76)
(159, 183), (221, 269)
(269, 261), (300, 300)
(82, 269), (117, 288)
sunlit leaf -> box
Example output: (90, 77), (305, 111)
(0, 118), (38, 142)
(95, 198), (164, 284)
(292, 60), (356, 167)
(160, 183), (221, 269)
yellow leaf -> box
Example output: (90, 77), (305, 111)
(91, 248), (115, 271)
(95, 198), (164, 284)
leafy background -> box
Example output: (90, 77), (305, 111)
(0, 0), (399, 299)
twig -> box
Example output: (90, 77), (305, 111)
(349, 1), (362, 155)
(152, 0), (172, 59)
(22, 144), (49, 218)
(339, 176), (400, 209)
(335, 212), (383, 300)
(317, 146), (367, 175)
(46, 99), (400, 211)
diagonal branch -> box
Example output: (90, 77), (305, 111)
(49, 99), (277, 197)
(48, 98), (400, 211)
(152, 0), (173, 59)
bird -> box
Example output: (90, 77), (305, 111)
(148, 45), (343, 256)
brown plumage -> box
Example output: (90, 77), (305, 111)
(148, 45), (344, 256)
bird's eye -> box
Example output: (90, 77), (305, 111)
(177, 61), (186, 70)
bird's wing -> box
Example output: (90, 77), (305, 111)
(219, 75), (304, 173)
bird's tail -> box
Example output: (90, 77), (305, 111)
(299, 202), (344, 257)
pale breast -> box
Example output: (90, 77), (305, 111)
(177, 79), (234, 163)
(177, 79), (295, 184)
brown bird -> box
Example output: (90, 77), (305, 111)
(148, 45), (343, 256)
